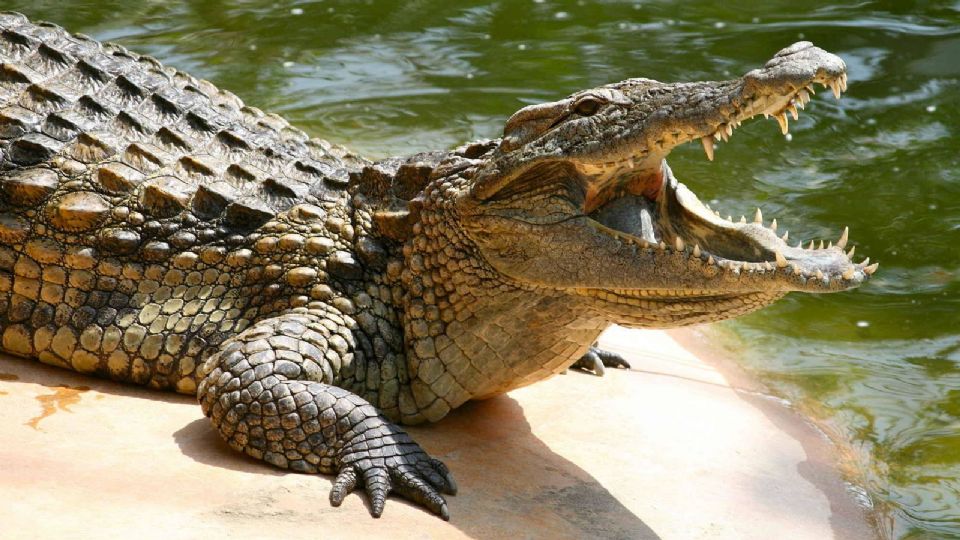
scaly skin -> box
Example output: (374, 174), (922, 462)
(0, 12), (874, 519)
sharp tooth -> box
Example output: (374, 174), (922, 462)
(807, 84), (816, 95)
(775, 113), (789, 134)
(828, 241), (833, 249)
(754, 208), (763, 224)
(701, 136), (715, 161)
(763, 112), (769, 119)
(847, 246), (856, 258)
(763, 261), (774, 271)
(787, 104), (799, 120)
(675, 237), (685, 252)
(816, 269), (824, 280)
(839, 73), (848, 92)
(639, 239), (649, 248)
(770, 218), (778, 232)
(864, 262), (879, 275)
(830, 79), (842, 99)
(739, 215), (747, 224)
(781, 230), (789, 241)
(792, 264), (801, 275)
(714, 210), (721, 217)
(627, 158), (635, 168)
(860, 257), (871, 267)
(808, 240), (816, 250)
(798, 89), (810, 106)
(725, 123), (733, 137)
(818, 240), (825, 249)
(837, 226), (849, 249)
(842, 267), (856, 280)
(693, 244), (701, 257)
(775, 251), (788, 268)
(727, 215), (733, 222)
(707, 255), (715, 265)
(658, 241), (666, 251)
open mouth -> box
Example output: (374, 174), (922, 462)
(583, 73), (876, 292)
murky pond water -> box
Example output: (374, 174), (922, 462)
(8, 0), (959, 537)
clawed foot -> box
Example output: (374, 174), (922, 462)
(332, 427), (457, 520)
(570, 345), (631, 376)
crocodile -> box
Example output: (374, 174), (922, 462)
(0, 12), (875, 520)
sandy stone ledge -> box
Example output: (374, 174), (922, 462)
(0, 326), (876, 539)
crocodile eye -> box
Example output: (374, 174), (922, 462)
(574, 97), (603, 116)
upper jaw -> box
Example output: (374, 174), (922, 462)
(698, 41), (848, 157)
(698, 47), (849, 161)
(474, 43), (847, 205)
(598, 41), (850, 166)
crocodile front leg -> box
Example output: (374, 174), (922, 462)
(197, 309), (456, 519)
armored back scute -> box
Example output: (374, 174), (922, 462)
(0, 11), (365, 255)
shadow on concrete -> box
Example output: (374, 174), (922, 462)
(173, 417), (287, 476)
(172, 383), (659, 539)
(423, 395), (661, 540)
(1, 354), (658, 538)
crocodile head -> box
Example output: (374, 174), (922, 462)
(426, 41), (875, 328)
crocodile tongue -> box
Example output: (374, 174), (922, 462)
(592, 194), (659, 245)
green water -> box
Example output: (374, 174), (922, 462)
(7, 0), (959, 537)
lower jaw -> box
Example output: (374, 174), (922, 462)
(588, 182), (858, 289)
(590, 175), (768, 263)
(577, 288), (787, 329)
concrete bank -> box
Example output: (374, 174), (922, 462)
(0, 327), (876, 539)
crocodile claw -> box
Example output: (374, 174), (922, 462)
(332, 429), (456, 520)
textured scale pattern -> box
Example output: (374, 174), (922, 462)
(0, 13), (363, 242)
(0, 12), (370, 393)
(198, 308), (456, 519)
(0, 13), (461, 519)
